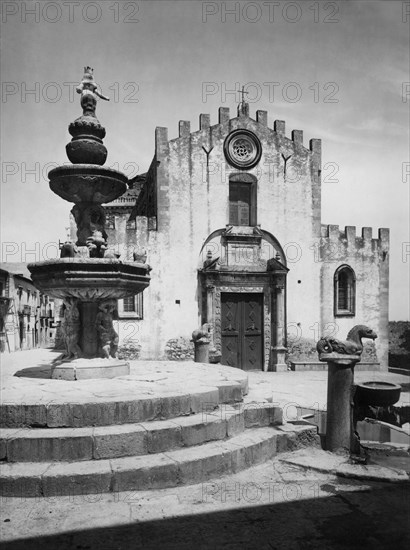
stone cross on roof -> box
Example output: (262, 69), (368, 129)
(237, 85), (250, 117)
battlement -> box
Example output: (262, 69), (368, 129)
(320, 224), (389, 250)
(160, 106), (321, 153)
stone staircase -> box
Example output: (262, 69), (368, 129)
(0, 363), (319, 497)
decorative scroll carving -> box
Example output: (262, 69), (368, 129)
(219, 286), (264, 293)
(263, 288), (272, 367)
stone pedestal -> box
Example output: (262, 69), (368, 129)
(194, 340), (210, 363)
(270, 346), (287, 372)
(51, 358), (130, 380)
(321, 354), (361, 453)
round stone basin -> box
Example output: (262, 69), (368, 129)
(28, 258), (150, 300)
(49, 164), (128, 204)
(355, 381), (401, 407)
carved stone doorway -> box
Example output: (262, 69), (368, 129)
(198, 226), (289, 371)
(221, 292), (263, 370)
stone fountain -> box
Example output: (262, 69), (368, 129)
(316, 324), (378, 456)
(28, 67), (151, 380)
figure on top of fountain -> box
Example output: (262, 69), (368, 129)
(76, 66), (109, 117)
(66, 67), (109, 165)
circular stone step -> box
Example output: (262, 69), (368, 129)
(1, 362), (248, 428)
(0, 408), (244, 462)
(0, 425), (318, 497)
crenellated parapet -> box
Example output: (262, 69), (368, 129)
(162, 106), (321, 156)
(317, 224), (389, 262)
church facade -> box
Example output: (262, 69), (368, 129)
(102, 101), (389, 370)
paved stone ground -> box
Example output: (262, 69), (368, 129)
(0, 350), (248, 407)
(1, 454), (409, 549)
(246, 369), (410, 413)
(1, 350), (409, 549)
(2, 349), (408, 411)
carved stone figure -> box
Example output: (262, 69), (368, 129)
(76, 66), (109, 117)
(192, 324), (210, 343)
(104, 249), (121, 259)
(316, 325), (377, 357)
(60, 240), (79, 258)
(203, 250), (219, 270)
(133, 248), (147, 263)
(86, 230), (108, 258)
(61, 298), (82, 359)
(96, 301), (119, 359)
(71, 203), (108, 247)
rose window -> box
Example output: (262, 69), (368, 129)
(224, 130), (262, 169)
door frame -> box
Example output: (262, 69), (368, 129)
(199, 268), (287, 371)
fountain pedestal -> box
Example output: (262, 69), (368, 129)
(320, 354), (361, 454)
(317, 325), (378, 456)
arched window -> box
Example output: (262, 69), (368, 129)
(334, 265), (355, 316)
(228, 173), (257, 226)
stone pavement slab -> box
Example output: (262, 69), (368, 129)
(279, 447), (410, 482)
(1, 455), (409, 549)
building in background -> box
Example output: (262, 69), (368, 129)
(70, 100), (390, 370)
(0, 263), (56, 353)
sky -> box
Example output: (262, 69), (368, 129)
(0, 0), (409, 320)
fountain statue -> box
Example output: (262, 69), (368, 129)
(28, 67), (151, 380)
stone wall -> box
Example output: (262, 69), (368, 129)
(164, 337), (194, 361)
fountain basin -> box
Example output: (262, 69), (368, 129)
(28, 258), (150, 300)
(49, 164), (128, 204)
(355, 381), (401, 407)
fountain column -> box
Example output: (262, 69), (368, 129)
(324, 355), (360, 453)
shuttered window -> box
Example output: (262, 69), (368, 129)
(229, 182), (251, 226)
